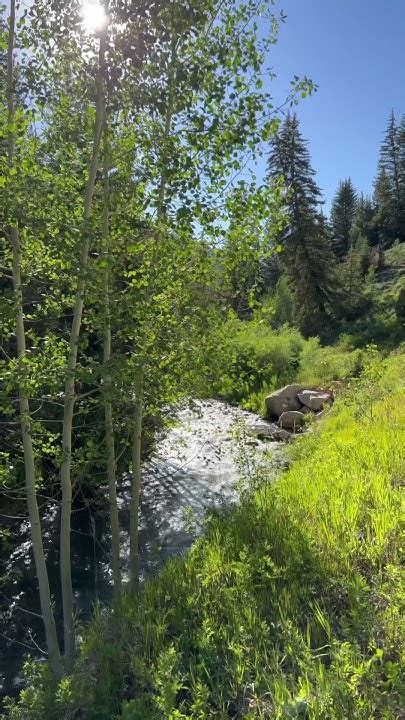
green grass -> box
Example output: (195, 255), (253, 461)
(296, 336), (365, 386)
(4, 351), (405, 720)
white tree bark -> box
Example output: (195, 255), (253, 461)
(6, 0), (62, 676)
(102, 131), (122, 598)
(60, 30), (106, 666)
(129, 369), (143, 594)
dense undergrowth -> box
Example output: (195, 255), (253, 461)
(4, 349), (404, 719)
(338, 243), (405, 349)
(214, 317), (372, 414)
(213, 243), (405, 415)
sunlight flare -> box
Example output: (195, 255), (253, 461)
(82, 0), (106, 32)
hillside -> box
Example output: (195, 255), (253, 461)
(377, 243), (405, 288)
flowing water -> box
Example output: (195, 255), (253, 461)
(0, 399), (285, 701)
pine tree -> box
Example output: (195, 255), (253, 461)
(399, 115), (405, 219)
(268, 113), (322, 215)
(374, 165), (397, 248)
(330, 178), (357, 258)
(350, 193), (379, 248)
(340, 238), (372, 320)
(377, 111), (405, 242)
(267, 113), (338, 336)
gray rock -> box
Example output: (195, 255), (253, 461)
(297, 390), (332, 412)
(247, 420), (279, 439)
(265, 384), (307, 418)
(273, 428), (292, 441)
(279, 410), (305, 430)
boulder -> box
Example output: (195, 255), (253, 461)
(265, 384), (307, 418)
(279, 410), (305, 430)
(272, 428), (292, 442)
(246, 420), (279, 440)
(297, 390), (332, 412)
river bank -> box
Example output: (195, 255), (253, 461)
(0, 399), (288, 701)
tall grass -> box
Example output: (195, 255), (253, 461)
(3, 352), (404, 720)
(297, 336), (365, 386)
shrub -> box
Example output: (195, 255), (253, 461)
(213, 316), (305, 412)
(384, 239), (405, 266)
(297, 337), (364, 386)
(339, 241), (405, 349)
(211, 318), (379, 415)
(261, 274), (296, 328)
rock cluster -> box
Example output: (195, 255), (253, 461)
(266, 384), (333, 438)
(247, 384), (333, 442)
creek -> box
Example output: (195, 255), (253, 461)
(0, 399), (287, 701)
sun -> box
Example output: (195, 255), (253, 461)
(82, 1), (107, 32)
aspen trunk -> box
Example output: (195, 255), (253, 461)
(6, 0), (62, 676)
(101, 132), (122, 598)
(127, 49), (174, 593)
(60, 31), (106, 666)
(129, 370), (143, 594)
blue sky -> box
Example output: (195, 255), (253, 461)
(260, 0), (405, 211)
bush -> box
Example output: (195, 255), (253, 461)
(212, 317), (375, 414)
(384, 240), (405, 266)
(297, 337), (365, 386)
(339, 241), (405, 349)
(261, 275), (296, 328)
(213, 316), (306, 413)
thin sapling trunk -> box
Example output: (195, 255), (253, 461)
(101, 130), (122, 598)
(59, 29), (106, 666)
(6, 0), (63, 676)
(129, 369), (143, 594)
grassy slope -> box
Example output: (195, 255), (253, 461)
(347, 243), (405, 349)
(4, 351), (405, 720)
